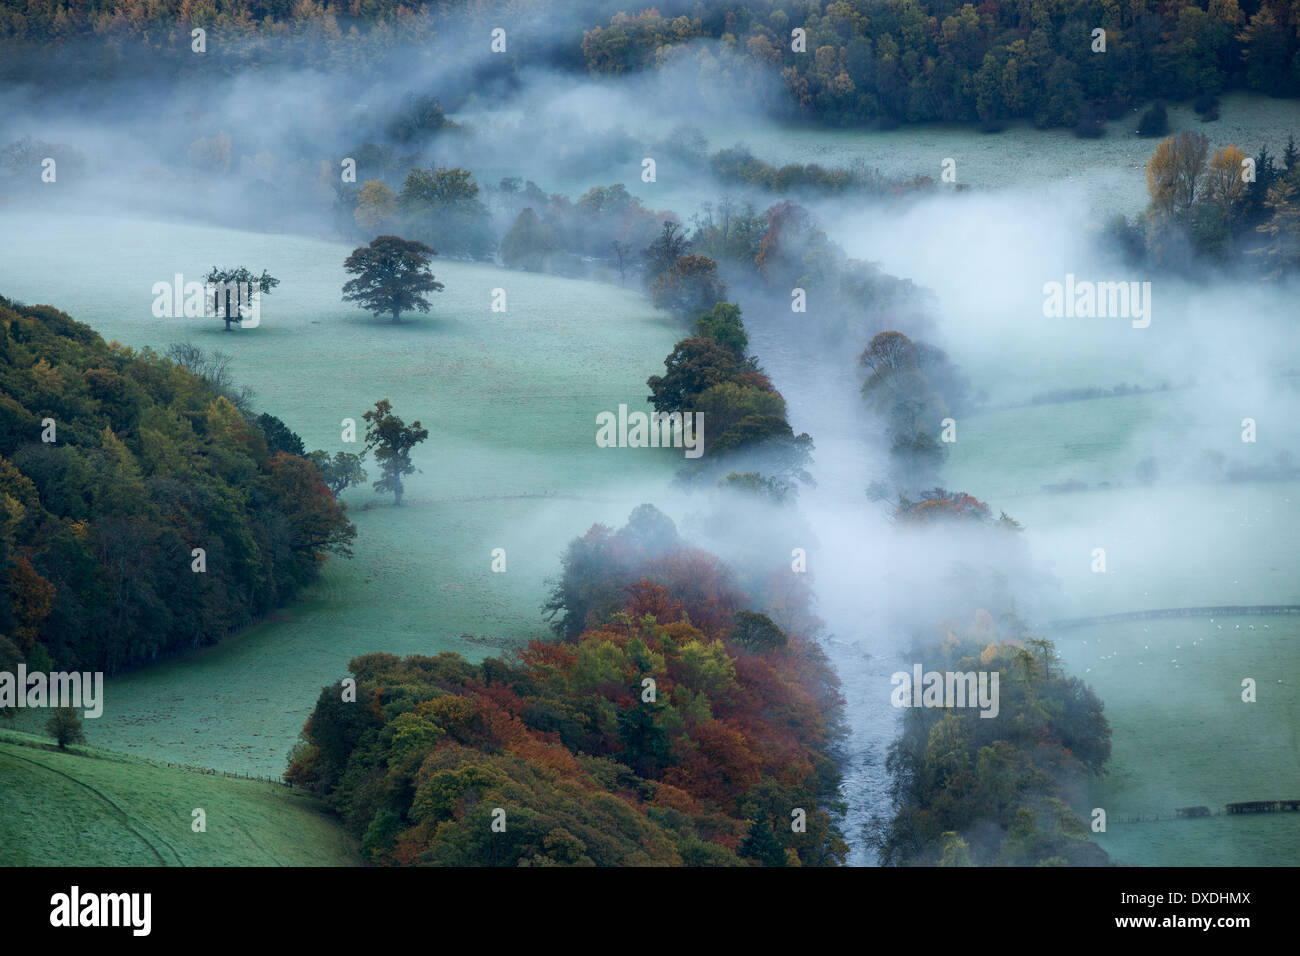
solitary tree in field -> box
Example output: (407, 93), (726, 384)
(47, 707), (86, 750)
(206, 266), (279, 331)
(362, 399), (429, 506)
(342, 235), (444, 323)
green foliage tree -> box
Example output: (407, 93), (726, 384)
(362, 399), (428, 506)
(501, 207), (560, 272)
(397, 166), (493, 258)
(730, 610), (787, 650)
(739, 810), (788, 866)
(342, 235), (444, 323)
(257, 412), (305, 457)
(46, 706), (86, 750)
(308, 450), (368, 496)
(693, 302), (748, 358)
(205, 266), (279, 331)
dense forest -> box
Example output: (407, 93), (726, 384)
(4, 0), (1298, 128)
(0, 297), (354, 674)
(287, 505), (847, 866)
(583, 0), (1300, 126)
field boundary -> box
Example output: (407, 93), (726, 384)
(1048, 606), (1300, 629)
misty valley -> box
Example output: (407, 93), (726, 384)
(0, 0), (1298, 888)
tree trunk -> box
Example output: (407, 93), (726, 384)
(391, 306), (401, 323)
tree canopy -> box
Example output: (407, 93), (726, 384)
(0, 296), (354, 673)
(342, 236), (445, 324)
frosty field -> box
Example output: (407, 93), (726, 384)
(4, 90), (1300, 863)
(0, 212), (683, 777)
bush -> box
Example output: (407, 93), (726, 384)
(1193, 93), (1220, 121)
(1137, 101), (1168, 137)
(1074, 105), (1106, 139)
(47, 707), (86, 750)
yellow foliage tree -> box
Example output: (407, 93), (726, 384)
(354, 179), (396, 232)
(1146, 131), (1209, 221)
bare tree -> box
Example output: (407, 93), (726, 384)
(166, 342), (256, 415)
(610, 240), (633, 286)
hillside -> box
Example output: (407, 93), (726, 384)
(0, 729), (357, 866)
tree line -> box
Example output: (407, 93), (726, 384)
(1107, 129), (1300, 274)
(582, 1), (1299, 129)
(288, 504), (848, 866)
(8, 1), (1296, 131)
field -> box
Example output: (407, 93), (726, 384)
(455, 92), (1300, 221)
(4, 93), (1300, 865)
(940, 346), (1300, 864)
(1, 212), (684, 778)
(1050, 616), (1300, 866)
(0, 730), (357, 866)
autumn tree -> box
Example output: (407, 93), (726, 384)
(6, 554), (55, 653)
(647, 337), (741, 413)
(1146, 131), (1210, 222)
(266, 453), (357, 560)
(354, 179), (397, 232)
(1236, 6), (1293, 92)
(362, 399), (429, 506)
(342, 235), (444, 323)
(1255, 179), (1300, 279)
(397, 166), (493, 257)
(1198, 144), (1250, 254)
(650, 255), (728, 321)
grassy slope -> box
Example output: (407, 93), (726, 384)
(1, 213), (684, 777)
(944, 384), (1300, 864)
(0, 730), (358, 865)
(1050, 615), (1300, 866)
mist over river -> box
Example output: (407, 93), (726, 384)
(4, 96), (1299, 863)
